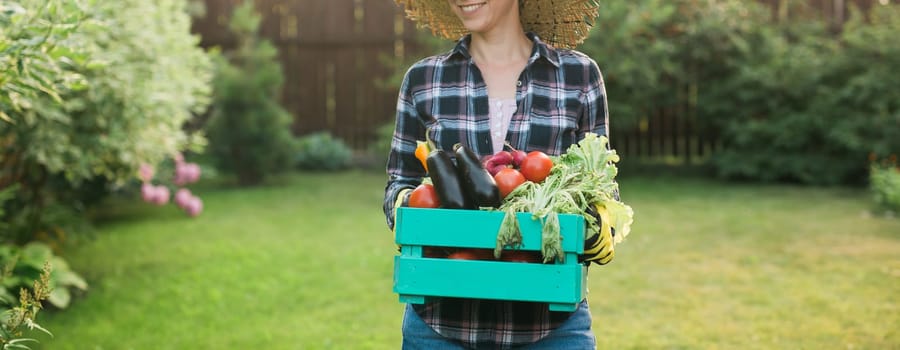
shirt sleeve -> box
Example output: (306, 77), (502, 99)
(383, 67), (427, 231)
(577, 58), (609, 140)
(577, 59), (620, 265)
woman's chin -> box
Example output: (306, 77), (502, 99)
(460, 19), (491, 35)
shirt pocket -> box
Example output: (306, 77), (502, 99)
(528, 105), (579, 154)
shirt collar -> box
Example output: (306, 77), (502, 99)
(446, 32), (561, 68)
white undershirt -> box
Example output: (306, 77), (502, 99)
(488, 97), (517, 154)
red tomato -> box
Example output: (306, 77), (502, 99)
(447, 249), (494, 260)
(408, 184), (440, 208)
(493, 168), (526, 198)
(519, 151), (553, 183)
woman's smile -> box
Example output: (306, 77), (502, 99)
(457, 2), (486, 14)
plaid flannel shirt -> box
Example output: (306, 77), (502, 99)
(383, 33), (611, 349)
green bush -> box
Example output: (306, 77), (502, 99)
(0, 242), (86, 310)
(707, 5), (900, 185)
(870, 157), (900, 215)
(580, 1), (900, 185)
(0, 254), (52, 349)
(0, 189), (87, 312)
(1, 0), (213, 242)
(368, 122), (395, 170)
(294, 132), (353, 171)
(1, 0), (211, 184)
(204, 1), (296, 186)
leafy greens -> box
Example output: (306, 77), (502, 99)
(494, 133), (634, 262)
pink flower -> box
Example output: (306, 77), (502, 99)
(141, 183), (155, 203)
(175, 188), (193, 208)
(185, 196), (203, 217)
(138, 155), (203, 217)
(139, 164), (155, 183)
(153, 186), (170, 205)
(174, 162), (201, 186)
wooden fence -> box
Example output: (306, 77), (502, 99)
(759, 0), (878, 29)
(191, 0), (883, 162)
(192, 0), (418, 150)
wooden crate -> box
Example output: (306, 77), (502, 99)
(393, 207), (587, 312)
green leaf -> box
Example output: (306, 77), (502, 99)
(47, 287), (70, 309)
(0, 289), (16, 306)
(5, 336), (41, 350)
(24, 319), (52, 337)
(20, 243), (51, 268)
(604, 200), (634, 244)
(53, 270), (88, 291)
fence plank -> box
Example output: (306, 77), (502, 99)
(193, 0), (410, 152)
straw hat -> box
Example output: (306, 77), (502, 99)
(395, 0), (600, 49)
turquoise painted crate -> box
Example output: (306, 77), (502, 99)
(393, 207), (587, 312)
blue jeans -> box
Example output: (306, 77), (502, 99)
(401, 301), (596, 350)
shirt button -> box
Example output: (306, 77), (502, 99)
(495, 101), (502, 107)
(494, 122), (501, 127)
(493, 132), (501, 137)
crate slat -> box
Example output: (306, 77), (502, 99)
(395, 208), (585, 253)
(394, 257), (585, 310)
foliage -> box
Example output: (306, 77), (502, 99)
(294, 132), (353, 171)
(706, 4), (900, 185)
(582, 1), (779, 128)
(0, 0), (213, 242)
(369, 122), (396, 170)
(0, 243), (84, 310)
(580, 1), (900, 185)
(1, 0), (212, 184)
(204, 1), (297, 186)
(0, 257), (52, 349)
(869, 155), (900, 215)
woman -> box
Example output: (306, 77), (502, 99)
(384, 0), (609, 348)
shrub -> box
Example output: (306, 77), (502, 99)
(1, 0), (213, 242)
(1, 0), (212, 184)
(708, 4), (900, 185)
(580, 1), (900, 185)
(870, 156), (900, 215)
(204, 1), (296, 186)
(368, 122), (396, 170)
(0, 256), (52, 349)
(0, 193), (86, 312)
(0, 242), (86, 310)
(294, 132), (353, 171)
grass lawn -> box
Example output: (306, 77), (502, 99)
(31, 171), (900, 349)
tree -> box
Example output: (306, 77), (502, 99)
(205, 1), (297, 186)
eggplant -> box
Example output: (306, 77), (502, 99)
(454, 144), (501, 208)
(426, 149), (473, 209)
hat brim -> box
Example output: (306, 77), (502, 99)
(395, 0), (600, 49)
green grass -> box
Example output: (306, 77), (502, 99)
(31, 171), (900, 349)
